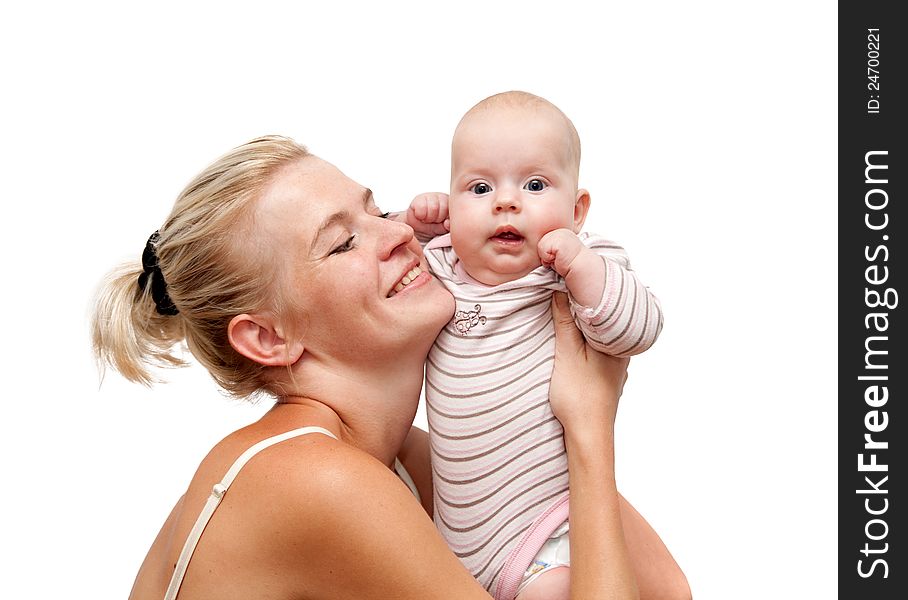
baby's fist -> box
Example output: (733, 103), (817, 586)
(538, 229), (585, 276)
(406, 192), (450, 240)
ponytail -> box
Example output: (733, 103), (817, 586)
(91, 136), (310, 397)
(91, 263), (186, 386)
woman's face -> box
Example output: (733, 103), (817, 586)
(256, 156), (454, 367)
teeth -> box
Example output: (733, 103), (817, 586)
(390, 266), (423, 296)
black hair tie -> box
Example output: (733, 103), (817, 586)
(137, 231), (179, 316)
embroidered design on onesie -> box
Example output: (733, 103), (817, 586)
(453, 303), (487, 335)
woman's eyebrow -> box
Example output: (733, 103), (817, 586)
(309, 188), (374, 254)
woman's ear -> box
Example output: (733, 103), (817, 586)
(228, 313), (305, 367)
(572, 188), (591, 233)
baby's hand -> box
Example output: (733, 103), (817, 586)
(538, 229), (586, 277)
(406, 192), (450, 240)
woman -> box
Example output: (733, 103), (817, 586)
(93, 136), (688, 599)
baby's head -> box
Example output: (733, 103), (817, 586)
(448, 91), (589, 285)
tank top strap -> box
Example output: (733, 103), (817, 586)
(164, 426), (337, 600)
(393, 457), (421, 502)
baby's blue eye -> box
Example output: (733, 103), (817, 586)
(471, 183), (492, 195)
(525, 179), (546, 192)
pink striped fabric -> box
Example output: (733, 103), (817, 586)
(424, 232), (662, 598)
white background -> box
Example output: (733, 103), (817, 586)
(1, 1), (836, 597)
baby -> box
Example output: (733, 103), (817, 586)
(404, 91), (663, 600)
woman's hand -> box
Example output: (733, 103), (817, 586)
(549, 292), (639, 599)
(549, 292), (629, 445)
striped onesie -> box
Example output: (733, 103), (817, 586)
(424, 231), (663, 600)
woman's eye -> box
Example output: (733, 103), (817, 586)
(471, 182), (491, 195)
(330, 234), (357, 255)
(525, 179), (546, 192)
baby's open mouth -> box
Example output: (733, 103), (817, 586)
(491, 226), (524, 242)
(491, 225), (523, 244)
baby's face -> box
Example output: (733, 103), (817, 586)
(449, 107), (583, 286)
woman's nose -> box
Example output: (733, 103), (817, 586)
(377, 215), (417, 260)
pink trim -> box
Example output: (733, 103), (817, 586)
(493, 492), (570, 600)
(424, 233), (453, 250)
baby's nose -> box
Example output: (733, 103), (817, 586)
(493, 192), (520, 213)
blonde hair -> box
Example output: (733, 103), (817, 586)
(456, 90), (582, 175)
(92, 135), (310, 399)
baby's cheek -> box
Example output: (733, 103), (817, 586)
(447, 205), (474, 249)
(449, 228), (488, 275)
(449, 228), (472, 258)
(446, 198), (467, 229)
(537, 209), (576, 239)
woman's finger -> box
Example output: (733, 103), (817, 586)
(551, 292), (584, 355)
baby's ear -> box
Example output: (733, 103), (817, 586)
(228, 313), (305, 367)
(572, 189), (591, 233)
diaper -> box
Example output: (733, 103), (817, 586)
(517, 521), (571, 595)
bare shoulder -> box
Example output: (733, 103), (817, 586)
(224, 431), (387, 513)
(247, 433), (424, 532)
(247, 432), (406, 507)
(227, 434), (488, 599)
(132, 429), (488, 599)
